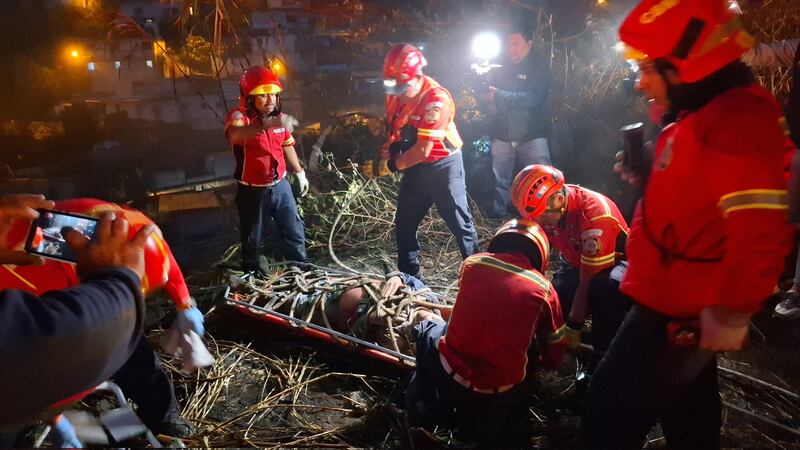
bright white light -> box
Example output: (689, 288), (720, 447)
(471, 32), (501, 62)
(146, 60), (153, 68)
(383, 79), (397, 89)
(728, 0), (742, 13)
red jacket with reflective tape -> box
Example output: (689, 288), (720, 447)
(438, 252), (566, 389)
(225, 108), (296, 186)
(621, 84), (795, 317)
(548, 185), (629, 272)
(381, 75), (463, 163)
(0, 198), (192, 310)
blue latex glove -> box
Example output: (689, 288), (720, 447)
(51, 415), (82, 449)
(177, 306), (205, 337)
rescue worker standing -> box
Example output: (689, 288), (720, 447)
(511, 164), (631, 371)
(407, 219), (566, 447)
(226, 66), (309, 272)
(364, 44), (479, 278)
(585, 2), (795, 448)
(485, 27), (552, 218)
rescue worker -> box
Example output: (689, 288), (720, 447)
(584, 1), (795, 448)
(0, 198), (203, 437)
(363, 44), (479, 278)
(0, 195), (147, 436)
(511, 164), (631, 372)
(226, 66), (309, 272)
(406, 218), (566, 448)
(741, 38), (800, 318)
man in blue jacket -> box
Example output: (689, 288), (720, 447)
(485, 26), (552, 218)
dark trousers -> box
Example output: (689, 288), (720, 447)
(236, 179), (307, 271)
(583, 305), (721, 450)
(112, 335), (179, 431)
(396, 153), (479, 277)
(406, 320), (530, 448)
(552, 262), (632, 361)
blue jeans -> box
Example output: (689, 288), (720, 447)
(395, 153), (479, 277)
(236, 179), (308, 271)
(491, 137), (551, 216)
(406, 320), (531, 447)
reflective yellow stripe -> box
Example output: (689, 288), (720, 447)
(3, 266), (37, 290)
(581, 253), (616, 267)
(283, 136), (295, 147)
(548, 324), (566, 343)
(417, 128), (446, 138)
(718, 189), (788, 217)
(471, 255), (550, 291)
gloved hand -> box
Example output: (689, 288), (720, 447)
(51, 415), (82, 449)
(294, 170), (309, 197)
(565, 322), (583, 350)
(360, 159), (394, 178)
(177, 305), (205, 337)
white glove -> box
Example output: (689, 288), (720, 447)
(281, 113), (299, 133)
(295, 170), (309, 197)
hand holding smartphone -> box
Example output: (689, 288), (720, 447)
(24, 210), (99, 264)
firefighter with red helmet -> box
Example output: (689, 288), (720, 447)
(363, 44), (479, 278)
(406, 218), (566, 447)
(583, 1), (795, 448)
(225, 66), (309, 272)
(511, 164), (631, 372)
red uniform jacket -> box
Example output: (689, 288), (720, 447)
(225, 108), (296, 186)
(548, 185), (629, 273)
(622, 84), (795, 317)
(1, 198), (192, 311)
(381, 75), (463, 163)
(438, 252), (566, 389)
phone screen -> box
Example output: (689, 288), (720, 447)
(24, 210), (99, 263)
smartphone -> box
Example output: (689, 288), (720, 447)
(24, 209), (99, 263)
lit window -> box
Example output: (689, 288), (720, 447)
(146, 60), (154, 68)
(114, 61), (121, 69)
(87, 62), (95, 71)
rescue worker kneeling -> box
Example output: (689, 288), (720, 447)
(511, 165), (632, 372)
(406, 219), (566, 447)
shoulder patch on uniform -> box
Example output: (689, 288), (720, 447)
(425, 106), (442, 124)
(272, 127), (286, 134)
(581, 228), (603, 239)
(582, 237), (602, 257)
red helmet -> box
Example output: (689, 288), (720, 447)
(383, 44), (427, 95)
(511, 164), (565, 219)
(487, 218), (550, 272)
(239, 66), (283, 97)
(618, 0), (753, 83)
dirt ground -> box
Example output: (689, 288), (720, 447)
(159, 236), (800, 449)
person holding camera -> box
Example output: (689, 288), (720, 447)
(0, 194), (149, 437)
(484, 27), (552, 218)
(586, 2), (794, 448)
(362, 44), (479, 278)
